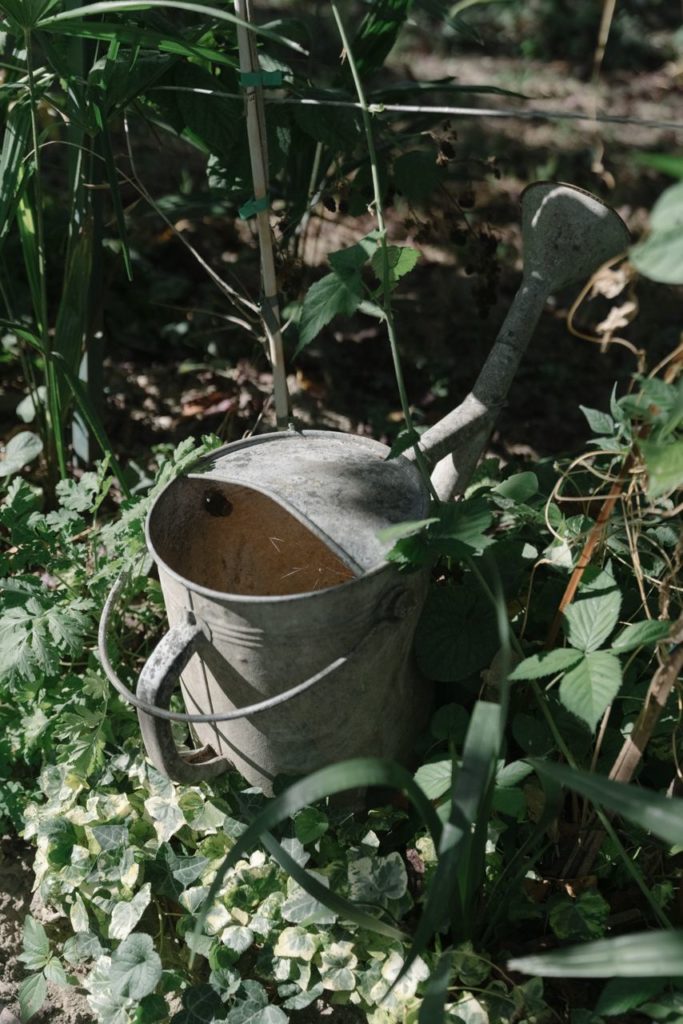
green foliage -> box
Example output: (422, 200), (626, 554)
(631, 182), (683, 285)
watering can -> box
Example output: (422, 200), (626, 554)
(99, 182), (629, 793)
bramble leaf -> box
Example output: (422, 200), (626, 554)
(558, 652), (622, 731)
(296, 272), (363, 353)
(509, 648), (584, 681)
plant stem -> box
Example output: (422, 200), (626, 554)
(330, 4), (436, 498)
(25, 29), (67, 483)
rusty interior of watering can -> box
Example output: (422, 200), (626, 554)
(149, 477), (358, 597)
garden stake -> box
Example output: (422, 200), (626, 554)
(99, 182), (630, 792)
(234, 0), (290, 429)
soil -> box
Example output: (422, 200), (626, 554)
(0, 838), (93, 1023)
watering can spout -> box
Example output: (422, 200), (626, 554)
(410, 182), (630, 499)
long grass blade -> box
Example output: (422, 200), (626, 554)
(35, 19), (240, 67)
(418, 950), (454, 1024)
(531, 760), (683, 847)
(54, 354), (130, 495)
(260, 829), (406, 941)
(394, 702), (502, 991)
(509, 930), (683, 978)
(36, 1), (308, 54)
(0, 102), (31, 247)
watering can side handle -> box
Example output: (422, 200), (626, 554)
(98, 575), (415, 784)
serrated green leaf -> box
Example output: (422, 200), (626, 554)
(611, 619), (671, 653)
(110, 933), (162, 1000)
(530, 760), (683, 846)
(508, 929), (683, 978)
(509, 647), (584, 681)
(20, 916), (50, 972)
(641, 440), (683, 497)
(393, 149), (445, 201)
(329, 234), (377, 277)
(370, 244), (419, 290)
(295, 272), (363, 353)
(44, 958), (68, 985)
(415, 585), (499, 682)
(563, 574), (622, 652)
(19, 972), (47, 1022)
(558, 651), (621, 731)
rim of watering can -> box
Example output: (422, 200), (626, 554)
(144, 429), (426, 603)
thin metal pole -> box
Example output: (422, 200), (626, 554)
(234, 0), (290, 429)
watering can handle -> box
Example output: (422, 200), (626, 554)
(98, 575), (413, 785)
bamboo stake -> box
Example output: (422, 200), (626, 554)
(234, 0), (290, 430)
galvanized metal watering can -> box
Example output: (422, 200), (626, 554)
(99, 182), (629, 793)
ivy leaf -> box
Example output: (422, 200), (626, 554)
(272, 926), (318, 962)
(296, 273), (363, 354)
(281, 873), (337, 926)
(226, 980), (288, 1024)
(0, 430), (43, 477)
(348, 851), (407, 903)
(109, 883), (152, 942)
(509, 648), (584, 681)
(319, 941), (358, 992)
(549, 891), (610, 942)
(170, 983), (223, 1024)
(110, 933), (162, 1000)
(563, 571), (622, 652)
(370, 244), (419, 290)
(144, 794), (186, 842)
(293, 807), (328, 845)
(18, 972), (47, 1022)
(558, 652), (622, 732)
(611, 619), (671, 653)
(62, 931), (103, 965)
(135, 993), (170, 1024)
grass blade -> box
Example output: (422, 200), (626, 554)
(37, 1), (308, 54)
(394, 701), (502, 990)
(531, 760), (683, 847)
(418, 950), (453, 1024)
(509, 930), (683, 978)
(260, 830), (406, 942)
(0, 101), (31, 246)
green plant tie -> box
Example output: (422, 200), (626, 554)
(238, 70), (284, 88)
(238, 194), (270, 219)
